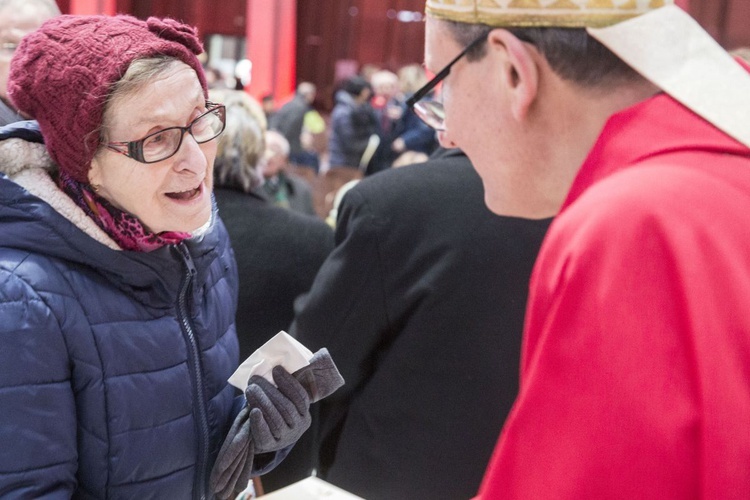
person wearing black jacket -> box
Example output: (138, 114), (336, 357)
(290, 148), (552, 500)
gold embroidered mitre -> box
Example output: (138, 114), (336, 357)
(425, 0), (673, 28)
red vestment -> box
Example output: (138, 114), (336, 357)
(476, 93), (750, 499)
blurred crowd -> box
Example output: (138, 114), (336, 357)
(200, 62), (440, 222)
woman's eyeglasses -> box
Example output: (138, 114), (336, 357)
(406, 34), (487, 131)
(105, 101), (226, 164)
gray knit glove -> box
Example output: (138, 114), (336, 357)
(211, 405), (254, 500)
(210, 348), (345, 499)
(245, 364), (312, 453)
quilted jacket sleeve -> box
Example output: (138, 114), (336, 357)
(0, 265), (77, 498)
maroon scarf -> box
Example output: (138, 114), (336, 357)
(59, 171), (190, 252)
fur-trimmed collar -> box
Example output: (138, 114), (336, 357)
(0, 138), (121, 250)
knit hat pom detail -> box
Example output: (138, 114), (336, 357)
(146, 17), (203, 55)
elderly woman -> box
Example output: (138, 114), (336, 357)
(0, 15), (315, 499)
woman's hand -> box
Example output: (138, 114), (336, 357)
(245, 365), (312, 453)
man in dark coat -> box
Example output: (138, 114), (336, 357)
(290, 148), (552, 500)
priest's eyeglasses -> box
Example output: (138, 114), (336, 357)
(105, 102), (226, 164)
(406, 34), (487, 131)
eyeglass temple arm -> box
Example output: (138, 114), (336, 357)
(407, 64), (451, 109)
(406, 34), (486, 109)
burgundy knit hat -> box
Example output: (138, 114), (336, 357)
(7, 15), (208, 182)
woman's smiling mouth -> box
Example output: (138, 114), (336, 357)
(165, 182), (203, 201)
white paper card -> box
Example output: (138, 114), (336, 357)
(228, 331), (314, 391)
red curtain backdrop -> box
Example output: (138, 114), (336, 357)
(68, 0), (115, 14)
(246, 0), (296, 102)
(54, 0), (750, 108)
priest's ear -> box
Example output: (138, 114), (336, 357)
(488, 29), (539, 122)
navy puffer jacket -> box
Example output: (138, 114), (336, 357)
(0, 133), (240, 498)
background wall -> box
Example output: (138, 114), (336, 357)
(55, 0), (750, 110)
(295, 0), (426, 110)
(691, 0), (750, 50)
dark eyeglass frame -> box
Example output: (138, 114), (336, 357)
(105, 101), (226, 164)
(406, 33), (488, 131)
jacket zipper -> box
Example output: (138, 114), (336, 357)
(176, 243), (210, 500)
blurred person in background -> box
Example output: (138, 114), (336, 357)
(0, 0), (60, 125)
(270, 81), (319, 171)
(328, 75), (378, 172)
(368, 69), (403, 173)
(261, 92), (276, 122)
(257, 129), (317, 216)
(394, 63), (439, 157)
(369, 65), (441, 173)
(359, 63), (381, 83)
(204, 65), (231, 90)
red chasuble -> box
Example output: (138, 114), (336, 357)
(476, 93), (750, 499)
